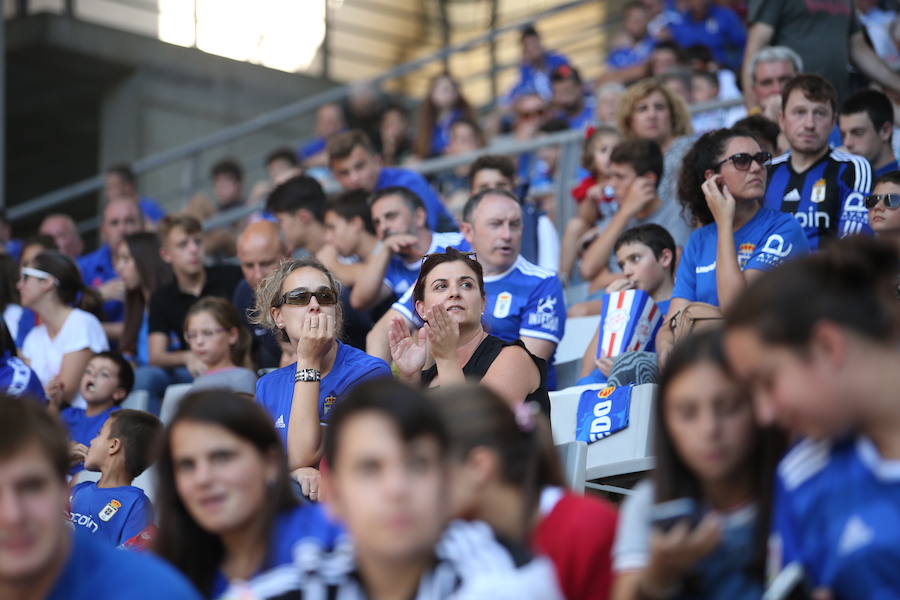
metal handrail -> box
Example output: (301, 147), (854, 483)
(11, 0), (599, 223)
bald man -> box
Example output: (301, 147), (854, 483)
(234, 220), (287, 369)
(39, 214), (83, 259)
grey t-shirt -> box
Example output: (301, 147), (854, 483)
(748, 0), (860, 102)
(191, 367), (257, 395)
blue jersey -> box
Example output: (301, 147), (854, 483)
(77, 244), (124, 322)
(875, 159), (899, 178)
(764, 149), (873, 249)
(47, 529), (200, 600)
(673, 207), (809, 306)
(0, 351), (45, 402)
(61, 406), (119, 474)
(211, 503), (345, 597)
(139, 196), (166, 223)
(376, 167), (459, 233)
(256, 342), (391, 444)
(772, 436), (900, 598)
(606, 36), (655, 70)
(69, 481), (153, 547)
(668, 4), (747, 71)
(384, 232), (470, 298)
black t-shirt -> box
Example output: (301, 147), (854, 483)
(233, 278), (282, 370)
(421, 334), (550, 414)
(148, 265), (243, 350)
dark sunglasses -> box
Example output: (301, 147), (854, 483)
(421, 251), (477, 266)
(275, 286), (338, 307)
(714, 151), (772, 171)
(517, 108), (545, 120)
(864, 193), (900, 209)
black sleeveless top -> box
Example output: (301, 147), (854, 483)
(421, 335), (550, 415)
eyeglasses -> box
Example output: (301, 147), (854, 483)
(275, 286), (338, 307)
(185, 328), (225, 342)
(421, 251), (478, 266)
(714, 152), (772, 171)
(517, 108), (545, 120)
(19, 267), (58, 284)
(864, 193), (900, 209)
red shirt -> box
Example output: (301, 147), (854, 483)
(532, 488), (618, 600)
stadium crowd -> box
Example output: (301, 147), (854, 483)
(3, 0), (900, 598)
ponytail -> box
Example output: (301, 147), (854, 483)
(32, 250), (105, 319)
(76, 285), (105, 320)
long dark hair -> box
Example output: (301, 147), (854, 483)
(154, 390), (297, 596)
(32, 250), (103, 319)
(428, 384), (564, 542)
(184, 297), (252, 369)
(414, 72), (476, 159)
(654, 329), (784, 583)
(120, 232), (173, 358)
(0, 254), (20, 311)
(677, 127), (759, 227)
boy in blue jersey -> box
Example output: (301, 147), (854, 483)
(59, 351), (133, 474)
(0, 395), (199, 600)
(764, 74), (873, 248)
(839, 88), (899, 179)
(69, 409), (160, 546)
(327, 129), (458, 233)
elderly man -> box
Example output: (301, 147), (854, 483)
(39, 215), (83, 260)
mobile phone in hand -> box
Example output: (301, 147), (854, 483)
(649, 498), (703, 533)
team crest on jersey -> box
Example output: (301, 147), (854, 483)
(737, 243), (756, 269)
(98, 499), (121, 522)
(811, 178), (827, 204)
(527, 295), (559, 331)
(493, 292), (512, 318)
(323, 395), (337, 415)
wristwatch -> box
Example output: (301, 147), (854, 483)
(295, 368), (322, 383)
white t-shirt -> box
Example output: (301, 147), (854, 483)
(22, 308), (109, 405)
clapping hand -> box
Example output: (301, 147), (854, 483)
(388, 317), (427, 378)
(423, 305), (459, 362)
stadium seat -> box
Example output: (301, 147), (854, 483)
(553, 315), (600, 388)
(555, 440), (587, 493)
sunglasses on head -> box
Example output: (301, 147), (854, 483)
(421, 251), (478, 266)
(714, 151), (772, 171)
(864, 193), (900, 209)
(275, 286), (338, 307)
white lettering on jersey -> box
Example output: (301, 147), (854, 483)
(275, 415), (286, 429)
(70, 512), (99, 533)
(838, 515), (874, 556)
(696, 261), (717, 274)
(794, 207), (830, 230)
(527, 295), (559, 331)
(760, 234), (793, 258)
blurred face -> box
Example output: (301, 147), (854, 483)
(447, 123), (481, 155)
(650, 48), (678, 75)
(328, 412), (447, 564)
(630, 90), (673, 145)
(84, 418), (113, 472)
(752, 60), (797, 104)
(324, 211), (361, 258)
(266, 158), (298, 184)
(380, 109), (408, 142)
(596, 89), (623, 124)
(725, 327), (853, 439)
(471, 168), (513, 193)
(839, 111), (888, 164)
(415, 260), (485, 327)
(0, 443), (69, 585)
(171, 421), (277, 537)
(463, 195), (522, 273)
(114, 241), (140, 291)
(162, 226), (204, 277)
(332, 145), (381, 192)
(104, 172), (132, 199)
(664, 361), (757, 484)
(662, 78), (690, 107)
(102, 199), (143, 250)
(186, 311), (236, 369)
(623, 6), (648, 38)
(371, 195), (418, 241)
(615, 242), (670, 294)
(711, 137), (768, 201)
(521, 34), (543, 64)
(271, 267), (338, 344)
(275, 212), (306, 254)
(316, 104), (344, 138)
(867, 181), (900, 234)
(237, 232), (283, 290)
(552, 78), (582, 112)
(430, 76), (458, 109)
(39, 217), (82, 259)
(16, 268), (54, 309)
(593, 133), (621, 176)
(780, 90), (835, 156)
(514, 95), (546, 127)
(691, 75), (718, 103)
(609, 162), (639, 201)
(212, 174), (242, 206)
(80, 357), (124, 406)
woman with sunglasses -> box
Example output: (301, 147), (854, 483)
(389, 248), (549, 411)
(866, 171), (900, 262)
(252, 257), (391, 497)
(655, 128), (809, 365)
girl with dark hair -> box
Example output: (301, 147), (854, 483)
(724, 236), (900, 598)
(19, 250), (108, 406)
(414, 72), (476, 159)
(432, 383), (618, 600)
(0, 253), (34, 347)
(656, 127), (808, 364)
(389, 247), (549, 412)
(182, 297), (255, 393)
(116, 232), (173, 367)
(154, 389), (342, 598)
(612, 330), (783, 600)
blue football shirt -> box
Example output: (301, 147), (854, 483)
(61, 406), (120, 474)
(672, 207), (810, 306)
(376, 167), (459, 233)
(771, 436), (900, 598)
(69, 481), (153, 547)
(77, 244), (124, 323)
(256, 341), (391, 444)
(383, 232), (470, 298)
(0, 350), (46, 402)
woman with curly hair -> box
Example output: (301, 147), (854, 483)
(655, 127), (808, 364)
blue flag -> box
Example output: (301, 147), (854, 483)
(575, 385), (631, 444)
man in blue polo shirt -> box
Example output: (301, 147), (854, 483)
(77, 197), (145, 334)
(0, 396), (199, 600)
(764, 74), (873, 249)
(667, 0), (747, 73)
(839, 88), (899, 179)
(327, 130), (458, 233)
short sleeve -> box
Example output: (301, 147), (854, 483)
(536, 216), (561, 272)
(59, 311), (109, 355)
(612, 479), (654, 572)
(745, 217), (810, 272)
(671, 233), (700, 301)
(519, 275), (566, 344)
(120, 494), (153, 546)
(746, 0), (782, 26)
(391, 286), (421, 326)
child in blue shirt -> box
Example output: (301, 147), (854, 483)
(69, 409), (161, 546)
(59, 351), (134, 473)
